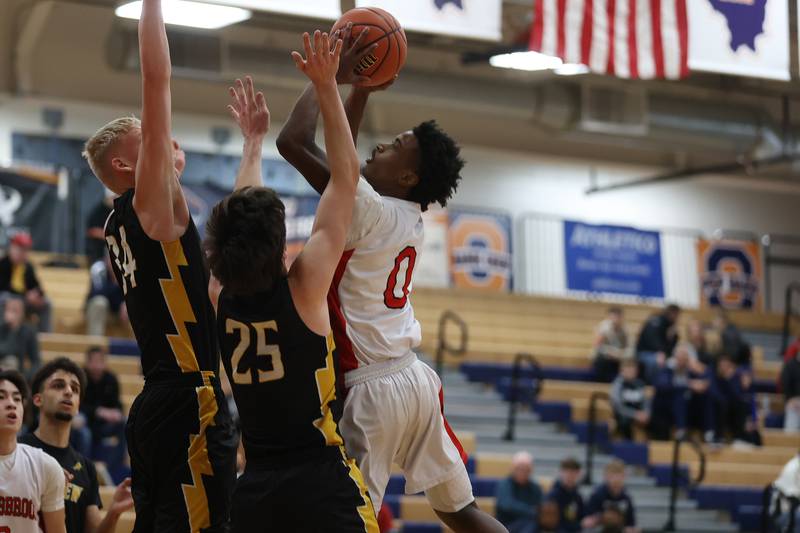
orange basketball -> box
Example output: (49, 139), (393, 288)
(332, 7), (407, 87)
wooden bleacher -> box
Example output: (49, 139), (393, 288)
(413, 286), (786, 380)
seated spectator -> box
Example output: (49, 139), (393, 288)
(86, 191), (114, 263)
(0, 232), (52, 331)
(0, 295), (40, 381)
(592, 307), (630, 383)
(582, 460), (639, 533)
(81, 346), (126, 471)
(649, 344), (712, 441)
(85, 253), (128, 337)
(712, 309), (751, 368)
(714, 353), (760, 445)
(783, 348), (800, 433)
(610, 359), (649, 441)
(495, 451), (544, 533)
(635, 304), (680, 383)
(547, 457), (584, 532)
(687, 319), (714, 368)
(538, 500), (560, 533)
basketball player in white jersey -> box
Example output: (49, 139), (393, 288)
(0, 370), (66, 533)
(278, 26), (506, 533)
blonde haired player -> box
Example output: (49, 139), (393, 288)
(0, 370), (66, 533)
(82, 0), (239, 530)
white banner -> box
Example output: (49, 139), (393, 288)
(688, 0), (789, 81)
(415, 207), (450, 288)
(203, 0), (341, 19)
(355, 0), (501, 41)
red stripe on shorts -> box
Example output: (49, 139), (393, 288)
(328, 249), (357, 395)
(439, 387), (468, 465)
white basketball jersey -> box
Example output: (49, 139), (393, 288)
(0, 443), (65, 533)
(330, 178), (423, 371)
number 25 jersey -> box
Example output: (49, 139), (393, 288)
(105, 189), (219, 378)
(328, 178), (423, 374)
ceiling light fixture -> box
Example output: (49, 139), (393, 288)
(489, 51), (589, 76)
(115, 0), (251, 29)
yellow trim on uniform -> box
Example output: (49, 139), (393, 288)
(182, 384), (218, 533)
(312, 334), (344, 447)
(339, 447), (380, 533)
(159, 240), (200, 373)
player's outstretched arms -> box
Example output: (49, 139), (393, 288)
(229, 76), (270, 191)
(288, 31), (359, 335)
(132, 0), (189, 242)
(276, 23), (372, 194)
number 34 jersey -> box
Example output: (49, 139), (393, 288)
(104, 189), (219, 378)
(329, 178), (423, 373)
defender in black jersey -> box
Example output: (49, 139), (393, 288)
(204, 33), (377, 532)
(81, 1), (240, 531)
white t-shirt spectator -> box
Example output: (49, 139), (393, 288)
(0, 443), (65, 533)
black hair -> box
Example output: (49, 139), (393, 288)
(560, 457), (581, 471)
(30, 357), (87, 400)
(0, 369), (29, 404)
(409, 120), (464, 211)
(205, 187), (286, 295)
(86, 345), (106, 360)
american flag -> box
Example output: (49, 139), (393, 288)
(529, 0), (689, 79)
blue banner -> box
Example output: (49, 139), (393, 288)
(564, 220), (664, 298)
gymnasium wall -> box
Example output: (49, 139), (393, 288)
(2, 94), (797, 237)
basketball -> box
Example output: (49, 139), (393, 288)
(332, 7), (407, 87)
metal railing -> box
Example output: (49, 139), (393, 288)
(663, 436), (705, 532)
(501, 353), (543, 441)
(761, 483), (800, 533)
(434, 310), (468, 377)
(582, 391), (611, 486)
(781, 282), (800, 356)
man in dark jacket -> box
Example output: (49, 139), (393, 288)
(546, 457), (584, 532)
(782, 350), (800, 432)
(495, 451), (544, 533)
(635, 304), (680, 383)
(81, 346), (126, 470)
(0, 294), (40, 380)
(0, 232), (52, 331)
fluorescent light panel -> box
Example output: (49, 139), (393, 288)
(115, 0), (251, 29)
(489, 51), (589, 76)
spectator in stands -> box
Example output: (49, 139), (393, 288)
(0, 232), (52, 331)
(784, 336), (800, 364)
(712, 310), (751, 368)
(81, 346), (126, 471)
(635, 304), (680, 383)
(772, 454), (800, 531)
(782, 348), (800, 432)
(546, 457), (584, 532)
(610, 359), (649, 441)
(582, 460), (638, 533)
(85, 253), (127, 337)
(85, 191), (114, 263)
(537, 501), (560, 532)
(714, 353), (760, 445)
(21, 357), (134, 533)
(687, 319), (714, 368)
(592, 307), (630, 383)
(649, 344), (711, 441)
(495, 451), (544, 533)
(0, 295), (40, 381)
